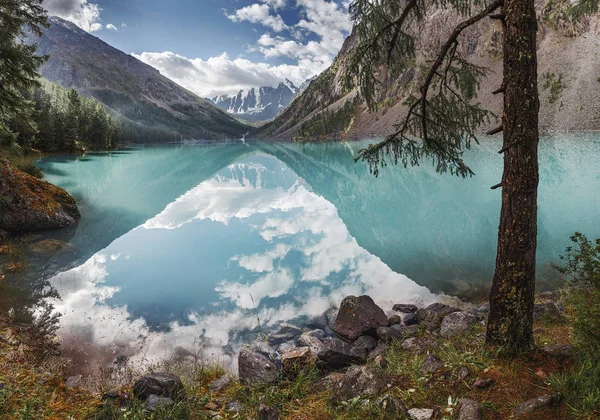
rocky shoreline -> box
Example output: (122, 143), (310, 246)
(92, 292), (571, 419)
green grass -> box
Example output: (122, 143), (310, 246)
(550, 359), (600, 418)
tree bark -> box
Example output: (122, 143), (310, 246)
(486, 0), (540, 352)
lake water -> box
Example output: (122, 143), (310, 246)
(5, 135), (600, 368)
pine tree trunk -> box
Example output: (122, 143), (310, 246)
(486, 0), (540, 352)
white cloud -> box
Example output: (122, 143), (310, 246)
(44, 0), (104, 32)
(137, 0), (352, 97)
(133, 51), (321, 98)
(227, 4), (287, 32)
(106, 23), (118, 31)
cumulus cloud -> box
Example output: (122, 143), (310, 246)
(106, 23), (118, 31)
(136, 0), (352, 97)
(227, 4), (287, 32)
(44, 0), (104, 32)
(133, 51), (322, 98)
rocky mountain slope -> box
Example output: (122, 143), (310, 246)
(258, 2), (600, 140)
(31, 17), (249, 141)
(210, 80), (297, 122)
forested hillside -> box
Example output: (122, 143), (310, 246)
(29, 17), (250, 141)
(1, 79), (181, 157)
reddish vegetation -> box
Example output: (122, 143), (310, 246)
(0, 160), (80, 233)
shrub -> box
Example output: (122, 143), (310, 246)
(555, 232), (600, 360)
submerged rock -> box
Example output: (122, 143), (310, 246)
(0, 159), (80, 233)
(513, 393), (562, 417)
(238, 348), (278, 386)
(333, 295), (387, 341)
(29, 238), (74, 260)
(133, 372), (186, 401)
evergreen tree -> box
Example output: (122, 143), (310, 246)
(348, 0), (597, 352)
(0, 0), (47, 144)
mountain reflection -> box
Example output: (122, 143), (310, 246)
(47, 153), (436, 369)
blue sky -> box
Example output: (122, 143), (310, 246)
(43, 0), (352, 97)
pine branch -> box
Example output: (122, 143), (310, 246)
(356, 0), (502, 177)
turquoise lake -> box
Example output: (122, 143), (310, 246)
(17, 135), (600, 367)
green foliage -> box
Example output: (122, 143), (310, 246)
(348, 0), (498, 177)
(542, 72), (566, 105)
(296, 100), (356, 140)
(0, 0), (47, 144)
(555, 232), (600, 359)
(550, 359), (600, 418)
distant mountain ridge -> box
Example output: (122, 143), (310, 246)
(209, 80), (297, 122)
(30, 17), (250, 141)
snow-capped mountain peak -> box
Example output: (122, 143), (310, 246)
(209, 80), (298, 122)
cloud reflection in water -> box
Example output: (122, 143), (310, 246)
(48, 153), (436, 369)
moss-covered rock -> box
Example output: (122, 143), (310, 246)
(0, 159), (80, 233)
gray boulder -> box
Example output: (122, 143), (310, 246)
(368, 342), (388, 360)
(65, 375), (82, 389)
(349, 335), (378, 359)
(317, 337), (364, 369)
(392, 304), (419, 313)
(133, 372), (186, 401)
(458, 398), (481, 420)
(325, 307), (339, 329)
(388, 314), (403, 325)
(401, 337), (438, 354)
(513, 393), (562, 417)
(276, 323), (302, 336)
(420, 355), (444, 374)
(145, 394), (175, 412)
(403, 312), (420, 326)
(238, 348), (278, 386)
(542, 344), (573, 357)
(281, 347), (316, 376)
(408, 408), (434, 419)
(417, 303), (460, 332)
(377, 325), (405, 342)
(533, 302), (564, 321)
(258, 404), (279, 420)
(227, 401), (243, 413)
(208, 375), (231, 392)
(330, 366), (396, 404)
(333, 295), (387, 342)
(440, 312), (477, 337)
(298, 333), (325, 356)
(377, 395), (407, 416)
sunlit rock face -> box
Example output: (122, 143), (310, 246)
(47, 153), (436, 370)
